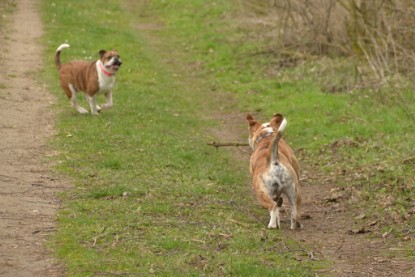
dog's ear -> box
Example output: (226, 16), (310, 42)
(270, 113), (284, 130)
(246, 114), (257, 127)
(98, 50), (107, 58)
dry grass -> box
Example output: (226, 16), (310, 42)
(238, 0), (415, 91)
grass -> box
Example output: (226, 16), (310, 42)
(40, 0), (321, 276)
(39, 0), (414, 275)
(0, 0), (15, 17)
(0, 0), (16, 31)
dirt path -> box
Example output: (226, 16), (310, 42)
(0, 0), (66, 276)
(212, 115), (414, 276)
(292, 160), (415, 276)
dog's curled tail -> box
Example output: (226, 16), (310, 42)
(55, 43), (70, 70)
(270, 117), (287, 166)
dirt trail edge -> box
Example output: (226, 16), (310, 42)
(0, 0), (66, 276)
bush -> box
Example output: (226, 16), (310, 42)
(239, 0), (415, 87)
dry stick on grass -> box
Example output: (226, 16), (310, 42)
(207, 141), (249, 148)
(207, 141), (252, 156)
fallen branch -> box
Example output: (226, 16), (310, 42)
(207, 141), (249, 148)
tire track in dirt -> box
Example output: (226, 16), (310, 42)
(0, 0), (66, 276)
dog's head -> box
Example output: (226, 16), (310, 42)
(247, 114), (272, 149)
(99, 49), (122, 74)
(270, 113), (285, 131)
(246, 113), (286, 150)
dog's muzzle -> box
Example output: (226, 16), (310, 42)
(111, 59), (122, 71)
(106, 57), (122, 72)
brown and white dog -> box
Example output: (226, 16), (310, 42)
(246, 113), (302, 229)
(54, 44), (122, 115)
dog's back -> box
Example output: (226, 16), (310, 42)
(58, 61), (98, 94)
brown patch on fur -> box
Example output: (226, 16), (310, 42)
(58, 60), (99, 97)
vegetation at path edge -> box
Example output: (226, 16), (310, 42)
(39, 0), (414, 275)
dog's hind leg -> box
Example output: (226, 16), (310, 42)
(285, 186), (302, 229)
(257, 190), (281, 229)
(68, 84), (88, 114)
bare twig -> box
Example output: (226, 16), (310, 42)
(207, 141), (250, 148)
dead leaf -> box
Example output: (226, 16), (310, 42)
(408, 207), (415, 215)
(368, 220), (378, 226)
(325, 191), (347, 203)
(373, 257), (389, 264)
(379, 195), (395, 207)
(301, 214), (312, 219)
(355, 213), (366, 220)
(218, 233), (233, 239)
(347, 227), (371, 235)
(382, 231), (391, 238)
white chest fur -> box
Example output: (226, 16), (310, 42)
(96, 61), (116, 94)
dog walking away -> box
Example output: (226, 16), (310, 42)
(54, 44), (122, 115)
(246, 113), (302, 229)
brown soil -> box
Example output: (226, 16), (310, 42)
(0, 0), (67, 276)
(294, 162), (415, 276)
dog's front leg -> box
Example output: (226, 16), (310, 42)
(101, 91), (113, 110)
(69, 85), (88, 114)
(268, 205), (281, 229)
(286, 188), (302, 230)
(86, 94), (99, 115)
(290, 206), (302, 230)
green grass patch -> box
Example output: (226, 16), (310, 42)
(135, 1), (415, 237)
(40, 0), (413, 275)
(40, 0), (322, 275)
(0, 0), (16, 28)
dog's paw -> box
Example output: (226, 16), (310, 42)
(267, 223), (281, 229)
(76, 107), (89, 114)
(290, 222), (303, 230)
(101, 103), (113, 109)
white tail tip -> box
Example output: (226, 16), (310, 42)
(56, 43), (70, 52)
(278, 118), (287, 133)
